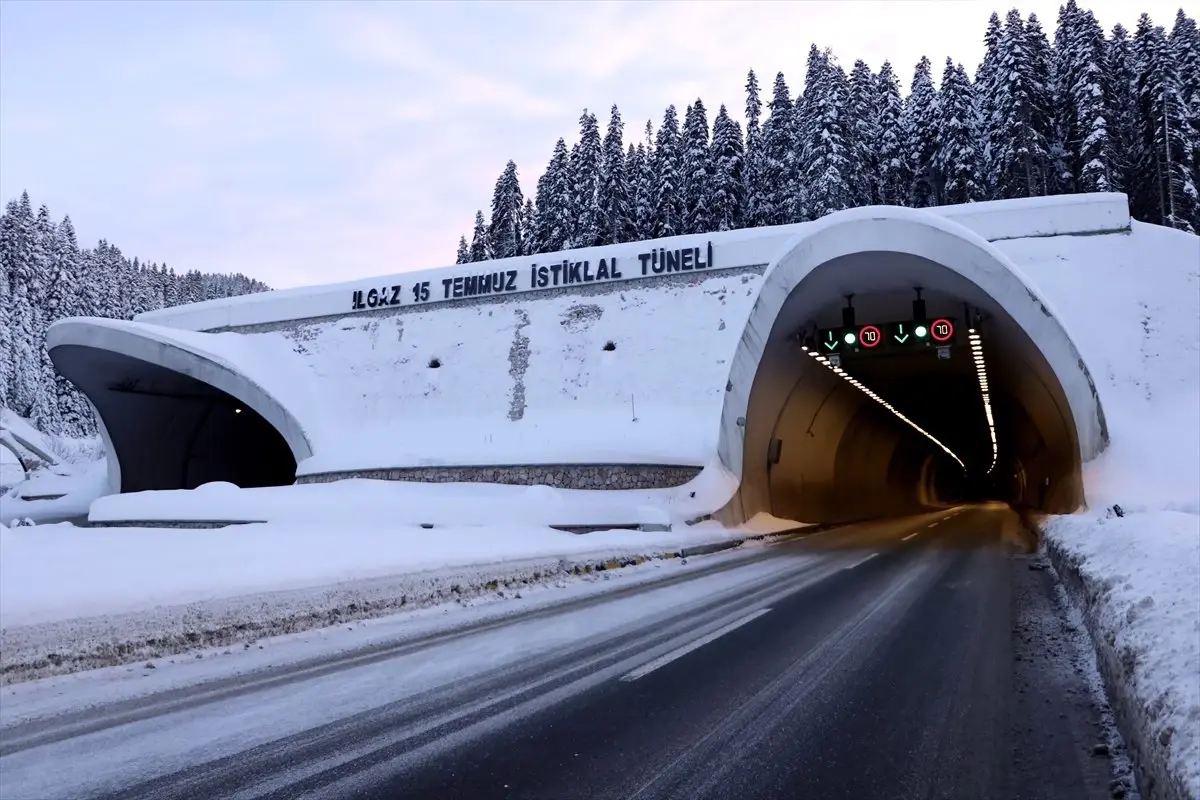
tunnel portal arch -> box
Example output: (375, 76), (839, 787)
(48, 319), (312, 496)
(718, 205), (1108, 524)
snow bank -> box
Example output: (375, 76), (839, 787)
(2, 460), (107, 526)
(1044, 511), (1200, 800)
(0, 520), (790, 683)
(89, 466), (742, 528)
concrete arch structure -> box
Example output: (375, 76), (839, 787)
(48, 318), (313, 495)
(717, 205), (1108, 524)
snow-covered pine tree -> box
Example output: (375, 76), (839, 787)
(631, 138), (656, 240)
(846, 59), (882, 206)
(652, 105), (683, 239)
(455, 236), (470, 264)
(935, 59), (986, 205)
(876, 61), (910, 206)
(801, 50), (854, 219)
(1171, 10), (1200, 209)
(903, 56), (940, 207)
(597, 105), (634, 245)
(1027, 12), (1068, 194)
(519, 199), (535, 256)
(1053, 0), (1085, 193)
(759, 71), (797, 224)
(680, 99), (712, 234)
(1132, 14), (1199, 231)
(989, 11), (1055, 199)
(709, 104), (745, 231)
(532, 138), (572, 254)
(975, 12), (1006, 199)
(1069, 9), (1118, 192)
(468, 210), (490, 262)
(568, 110), (603, 248)
(488, 161), (524, 260)
(1107, 23), (1142, 195)
(743, 69), (767, 227)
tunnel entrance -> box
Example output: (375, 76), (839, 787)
(51, 345), (297, 493)
(719, 208), (1105, 527)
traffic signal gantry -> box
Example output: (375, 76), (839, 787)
(807, 290), (958, 359)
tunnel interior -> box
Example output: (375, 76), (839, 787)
(52, 345), (297, 493)
(737, 250), (1086, 526)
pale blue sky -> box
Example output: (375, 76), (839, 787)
(0, 0), (1171, 289)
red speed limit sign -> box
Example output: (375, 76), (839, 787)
(858, 325), (882, 348)
(930, 318), (955, 342)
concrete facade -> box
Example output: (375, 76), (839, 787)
(47, 193), (1150, 524)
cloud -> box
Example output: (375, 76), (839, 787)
(1, 0), (1180, 292)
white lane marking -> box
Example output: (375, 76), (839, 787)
(901, 532), (919, 542)
(843, 552), (878, 570)
(619, 608), (772, 682)
(928, 522), (939, 528)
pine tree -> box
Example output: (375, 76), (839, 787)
(743, 69), (767, 227)
(531, 138), (572, 254)
(935, 60), (986, 204)
(568, 110), (603, 248)
(1107, 23), (1141, 194)
(680, 99), (712, 234)
(989, 10), (1055, 199)
(846, 59), (882, 206)
(709, 104), (746, 231)
(1027, 12), (1068, 194)
(1053, 0), (1085, 193)
(455, 236), (469, 264)
(801, 51), (854, 218)
(976, 12), (1006, 199)
(1070, 10), (1118, 192)
(903, 56), (940, 207)
(1132, 15), (1199, 231)
(759, 71), (797, 224)
(519, 199), (536, 255)
(597, 105), (635, 244)
(488, 161), (524, 259)
(1171, 11), (1200, 207)
(876, 61), (910, 206)
(652, 105), (683, 238)
(468, 210), (490, 262)
(631, 139), (656, 240)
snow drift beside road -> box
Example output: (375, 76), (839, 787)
(1045, 511), (1200, 800)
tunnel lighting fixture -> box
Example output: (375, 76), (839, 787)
(969, 328), (999, 474)
(806, 350), (965, 471)
(234, 408), (243, 414)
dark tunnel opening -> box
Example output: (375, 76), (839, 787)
(52, 345), (297, 493)
(736, 251), (1087, 526)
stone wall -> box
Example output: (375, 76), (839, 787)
(296, 464), (702, 490)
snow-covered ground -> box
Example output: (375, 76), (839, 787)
(1044, 511), (1200, 800)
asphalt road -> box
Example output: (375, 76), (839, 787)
(0, 505), (1130, 800)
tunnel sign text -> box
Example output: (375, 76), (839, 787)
(349, 242), (717, 311)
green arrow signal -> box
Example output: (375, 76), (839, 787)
(824, 341), (838, 350)
(894, 323), (909, 343)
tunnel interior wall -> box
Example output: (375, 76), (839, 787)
(51, 346), (297, 494)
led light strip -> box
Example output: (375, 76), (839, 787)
(802, 347), (966, 470)
(969, 328), (998, 473)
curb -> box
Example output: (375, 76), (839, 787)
(1043, 530), (1193, 800)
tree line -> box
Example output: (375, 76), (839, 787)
(456, 4), (1200, 263)
(0, 191), (271, 438)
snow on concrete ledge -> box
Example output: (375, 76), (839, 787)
(1044, 510), (1200, 800)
